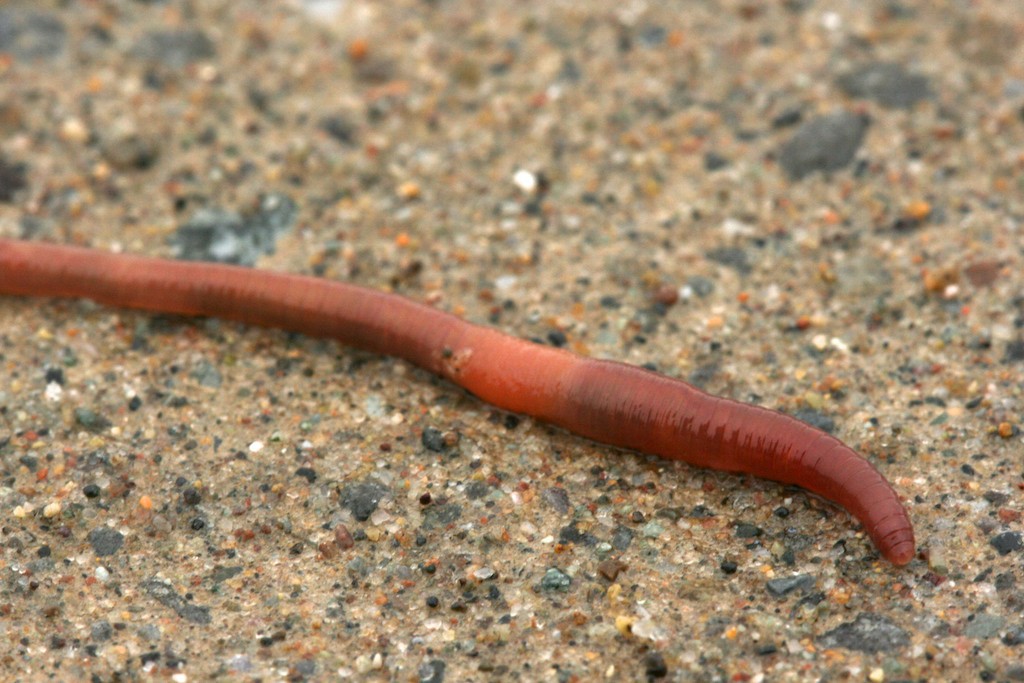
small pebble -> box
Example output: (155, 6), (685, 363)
(651, 284), (679, 306)
(132, 29), (215, 68)
(397, 181), (421, 200)
(472, 567), (496, 581)
(59, 117), (89, 143)
(964, 613), (1005, 639)
(182, 486), (202, 505)
(990, 531), (1023, 555)
(512, 169), (537, 193)
(597, 559), (628, 581)
(340, 481), (389, 521)
(421, 426), (447, 452)
(778, 110), (869, 180)
(641, 521), (664, 538)
(818, 613), (910, 653)
(644, 652), (668, 679)
(74, 407), (111, 432)
(540, 568), (571, 591)
(418, 660), (445, 683)
(734, 522), (762, 538)
(87, 527), (124, 557)
(0, 9), (67, 60)
(925, 544), (948, 574)
(91, 620), (113, 641)
(836, 62), (931, 109)
(540, 487), (570, 514)
(766, 574), (814, 598)
(354, 654), (373, 674)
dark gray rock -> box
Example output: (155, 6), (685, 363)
(991, 531), (1023, 555)
(778, 111), (869, 180)
(818, 613), (910, 652)
(0, 10), (66, 60)
(0, 157), (28, 202)
(421, 502), (462, 529)
(141, 578), (212, 624)
(88, 527), (124, 557)
(90, 620), (113, 642)
(837, 62), (931, 108)
(340, 481), (390, 521)
(539, 567), (571, 591)
(766, 574), (815, 598)
(172, 193), (297, 266)
(418, 659), (446, 683)
(540, 487), (570, 515)
(132, 29), (215, 68)
(75, 407), (112, 432)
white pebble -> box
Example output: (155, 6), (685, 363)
(45, 382), (62, 402)
(354, 654), (372, 674)
(821, 11), (842, 30)
(512, 169), (537, 193)
(472, 567), (496, 581)
(495, 275), (518, 292)
(721, 217), (755, 237)
(60, 117), (89, 143)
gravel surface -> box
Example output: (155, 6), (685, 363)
(2, 1), (1024, 680)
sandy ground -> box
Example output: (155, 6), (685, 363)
(2, 1), (1024, 681)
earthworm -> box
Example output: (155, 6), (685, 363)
(0, 238), (915, 565)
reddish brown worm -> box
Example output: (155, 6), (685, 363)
(0, 238), (914, 564)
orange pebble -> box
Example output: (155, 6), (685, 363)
(348, 38), (369, 62)
(397, 181), (421, 200)
(904, 200), (932, 221)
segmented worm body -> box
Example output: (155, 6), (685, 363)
(0, 238), (915, 564)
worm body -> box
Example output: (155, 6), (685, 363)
(0, 238), (915, 564)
